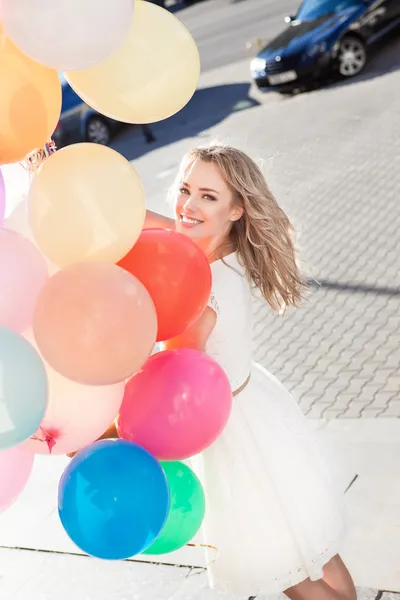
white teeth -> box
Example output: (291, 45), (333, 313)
(181, 215), (202, 225)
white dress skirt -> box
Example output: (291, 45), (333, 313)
(190, 254), (346, 598)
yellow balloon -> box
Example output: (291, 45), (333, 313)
(28, 143), (146, 267)
(65, 0), (200, 124)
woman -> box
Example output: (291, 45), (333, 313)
(146, 144), (356, 600)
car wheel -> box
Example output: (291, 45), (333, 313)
(85, 116), (112, 145)
(338, 36), (367, 78)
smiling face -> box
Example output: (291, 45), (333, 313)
(174, 159), (243, 256)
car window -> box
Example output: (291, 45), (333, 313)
(297, 0), (363, 21)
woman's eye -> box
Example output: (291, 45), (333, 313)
(179, 187), (189, 194)
(204, 194), (216, 201)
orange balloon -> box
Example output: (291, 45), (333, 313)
(0, 26), (61, 164)
(33, 263), (157, 385)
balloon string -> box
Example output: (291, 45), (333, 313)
(20, 138), (57, 174)
(184, 542), (219, 578)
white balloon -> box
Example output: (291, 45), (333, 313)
(1, 0), (134, 71)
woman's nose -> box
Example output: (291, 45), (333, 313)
(183, 195), (198, 212)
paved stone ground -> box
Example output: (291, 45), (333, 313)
(117, 33), (400, 420)
(247, 58), (400, 419)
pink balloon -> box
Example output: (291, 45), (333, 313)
(4, 199), (59, 275)
(0, 228), (48, 332)
(0, 167), (5, 225)
(0, 445), (34, 513)
(22, 331), (125, 455)
(117, 349), (233, 461)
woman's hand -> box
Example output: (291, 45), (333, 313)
(66, 420), (119, 459)
(161, 306), (216, 352)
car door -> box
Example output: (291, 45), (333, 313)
(59, 81), (87, 141)
(363, 0), (400, 34)
(384, 0), (400, 20)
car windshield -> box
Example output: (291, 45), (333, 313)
(296, 0), (362, 21)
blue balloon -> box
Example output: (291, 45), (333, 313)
(58, 439), (170, 560)
(0, 327), (48, 450)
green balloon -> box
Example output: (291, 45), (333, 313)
(144, 461), (205, 555)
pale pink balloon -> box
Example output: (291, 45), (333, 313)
(0, 228), (48, 332)
(4, 199), (58, 275)
(23, 331), (124, 455)
(0, 167), (6, 225)
(0, 445), (35, 513)
(3, 198), (32, 242)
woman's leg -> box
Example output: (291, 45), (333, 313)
(284, 555), (357, 600)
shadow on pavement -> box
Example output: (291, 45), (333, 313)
(308, 278), (400, 297)
(167, 0), (197, 12)
(112, 82), (260, 162)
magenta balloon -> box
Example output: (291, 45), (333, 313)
(0, 445), (34, 513)
(117, 348), (233, 461)
(0, 228), (48, 332)
(0, 168), (5, 225)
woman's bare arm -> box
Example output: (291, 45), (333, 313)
(160, 307), (216, 352)
(144, 210), (175, 230)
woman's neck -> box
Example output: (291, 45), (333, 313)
(196, 235), (234, 264)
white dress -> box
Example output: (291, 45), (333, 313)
(190, 253), (346, 598)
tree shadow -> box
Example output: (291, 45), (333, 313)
(111, 82), (260, 162)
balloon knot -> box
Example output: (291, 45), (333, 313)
(31, 426), (58, 454)
(20, 138), (57, 174)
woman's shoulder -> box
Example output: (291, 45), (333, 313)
(209, 253), (250, 310)
(211, 252), (246, 279)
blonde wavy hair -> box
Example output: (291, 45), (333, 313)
(171, 144), (306, 312)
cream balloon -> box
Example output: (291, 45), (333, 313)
(66, 0), (200, 124)
(1, 0), (134, 71)
(22, 331), (124, 456)
(28, 143), (146, 268)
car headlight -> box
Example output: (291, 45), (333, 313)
(250, 57), (267, 74)
(307, 41), (328, 57)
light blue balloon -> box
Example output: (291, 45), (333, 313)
(0, 327), (48, 450)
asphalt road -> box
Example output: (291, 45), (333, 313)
(174, 0), (300, 72)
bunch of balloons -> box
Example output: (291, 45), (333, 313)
(0, 0), (233, 561)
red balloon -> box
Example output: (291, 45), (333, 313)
(118, 229), (211, 342)
(116, 348), (232, 461)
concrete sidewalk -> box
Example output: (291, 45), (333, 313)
(1, 420), (399, 599)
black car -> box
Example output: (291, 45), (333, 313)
(251, 0), (400, 93)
